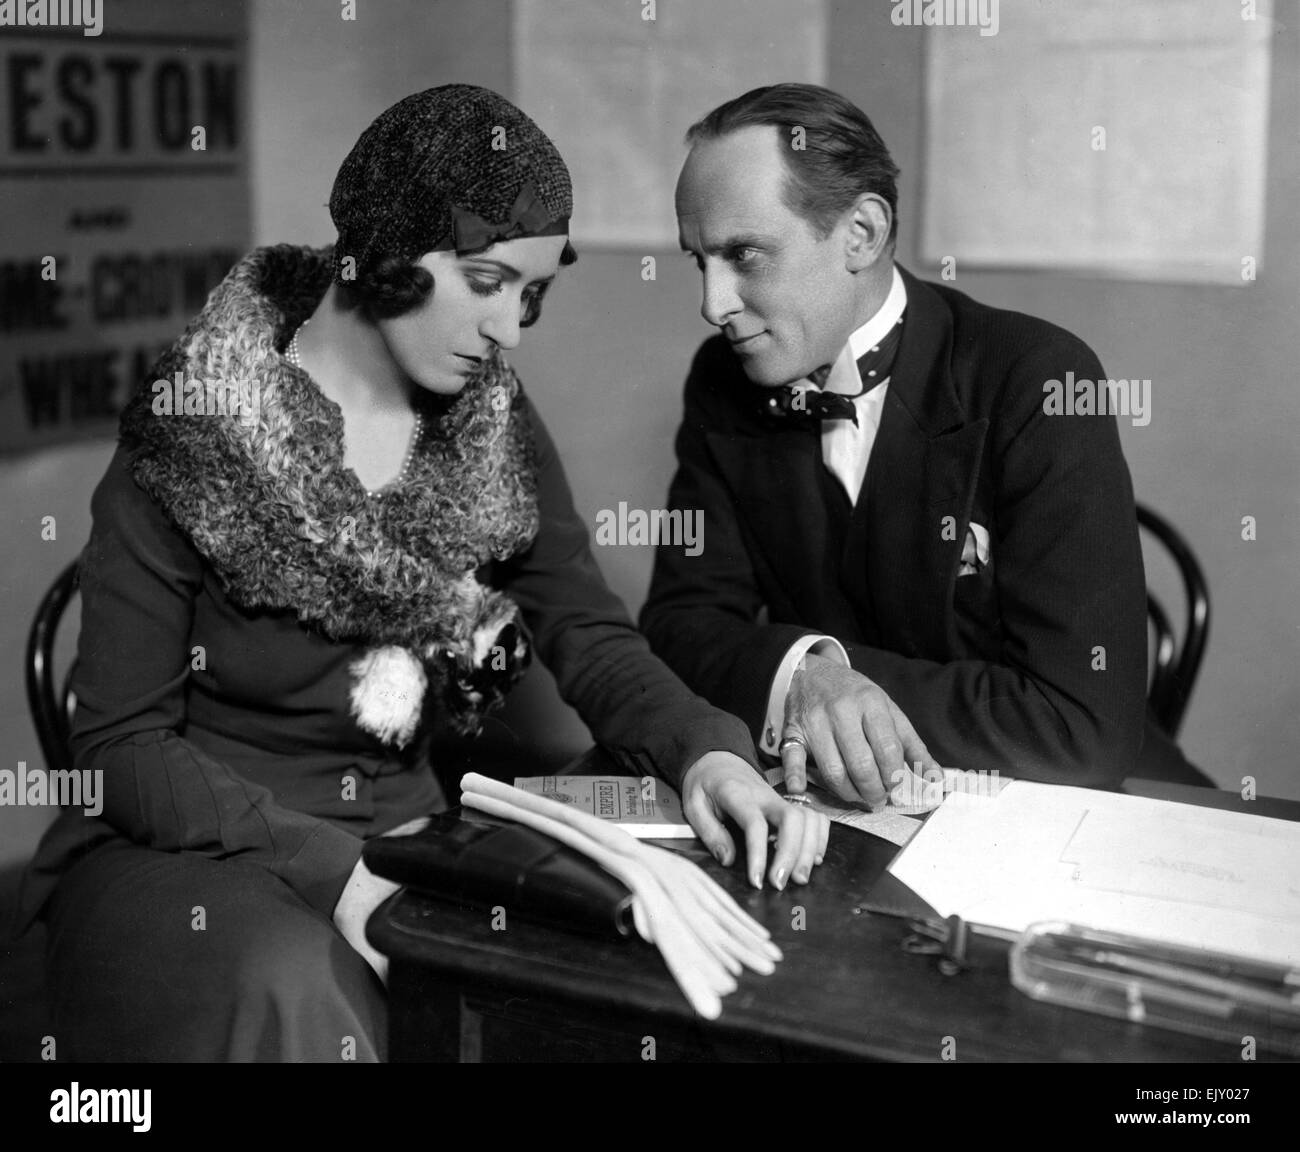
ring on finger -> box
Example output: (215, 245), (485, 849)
(783, 793), (813, 808)
(778, 735), (807, 754)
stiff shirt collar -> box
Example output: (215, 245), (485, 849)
(824, 265), (907, 396)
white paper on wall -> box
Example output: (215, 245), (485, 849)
(515, 0), (827, 249)
(920, 0), (1273, 284)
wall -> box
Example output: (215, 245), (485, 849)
(849, 7), (1300, 796)
(3, 0), (1295, 868)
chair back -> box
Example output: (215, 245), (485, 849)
(25, 560), (81, 777)
(1137, 505), (1209, 737)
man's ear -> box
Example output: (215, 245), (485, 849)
(844, 193), (892, 273)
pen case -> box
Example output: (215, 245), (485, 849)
(1010, 920), (1300, 1057)
(362, 808), (636, 939)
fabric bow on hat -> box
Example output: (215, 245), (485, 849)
(447, 181), (569, 252)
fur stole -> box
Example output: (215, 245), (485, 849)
(118, 244), (539, 744)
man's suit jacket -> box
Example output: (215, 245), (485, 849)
(640, 266), (1203, 787)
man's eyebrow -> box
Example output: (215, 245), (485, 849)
(680, 233), (770, 255)
(461, 256), (555, 284)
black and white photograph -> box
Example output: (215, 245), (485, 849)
(0, 0), (1295, 1119)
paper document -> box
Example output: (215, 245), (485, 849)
(888, 782), (1300, 966)
(761, 765), (1010, 848)
(513, 775), (697, 839)
(807, 788), (922, 849)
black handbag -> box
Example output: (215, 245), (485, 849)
(362, 808), (635, 939)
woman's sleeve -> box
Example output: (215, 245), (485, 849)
(69, 449), (363, 919)
(496, 396), (761, 787)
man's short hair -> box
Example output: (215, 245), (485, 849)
(685, 83), (900, 245)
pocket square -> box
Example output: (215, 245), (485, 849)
(958, 522), (991, 576)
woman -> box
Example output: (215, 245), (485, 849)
(24, 85), (827, 1061)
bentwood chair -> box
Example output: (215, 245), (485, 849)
(26, 559), (80, 778)
(1136, 504), (1210, 738)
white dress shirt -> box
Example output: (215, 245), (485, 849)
(759, 267), (908, 756)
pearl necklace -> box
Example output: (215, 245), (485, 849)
(285, 318), (423, 498)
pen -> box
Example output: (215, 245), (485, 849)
(1046, 943), (1300, 1014)
(1037, 927), (1300, 991)
(1092, 949), (1300, 1013)
(1078, 934), (1300, 991)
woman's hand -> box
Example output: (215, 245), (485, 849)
(333, 856), (400, 986)
(680, 752), (830, 890)
(332, 815), (431, 985)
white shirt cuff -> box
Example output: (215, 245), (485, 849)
(759, 636), (850, 755)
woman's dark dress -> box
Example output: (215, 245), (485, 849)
(21, 249), (758, 1061)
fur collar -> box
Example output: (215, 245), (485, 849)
(119, 244), (539, 742)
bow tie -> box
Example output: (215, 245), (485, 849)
(762, 312), (905, 426)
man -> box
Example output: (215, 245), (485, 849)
(640, 83), (1209, 806)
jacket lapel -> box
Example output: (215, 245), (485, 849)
(858, 268), (987, 657)
(703, 268), (988, 658)
(704, 425), (865, 638)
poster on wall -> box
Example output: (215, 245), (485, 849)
(0, 0), (249, 454)
(921, 0), (1272, 284)
(515, 0), (827, 249)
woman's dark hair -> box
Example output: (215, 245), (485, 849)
(353, 240), (579, 323)
(685, 83), (899, 245)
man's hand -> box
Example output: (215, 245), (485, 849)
(781, 654), (939, 807)
(333, 816), (431, 985)
(681, 751), (830, 890)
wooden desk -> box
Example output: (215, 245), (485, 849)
(369, 776), (1299, 1063)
